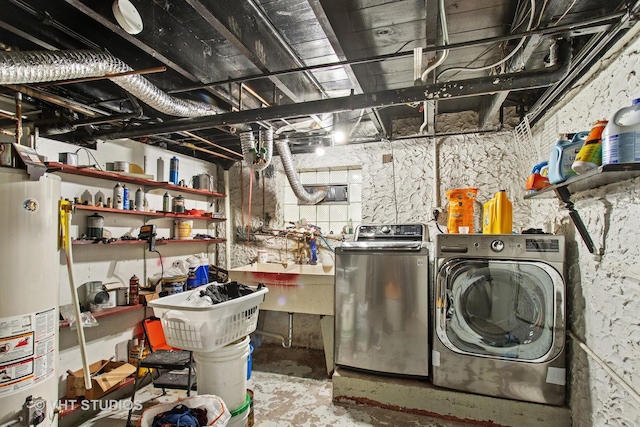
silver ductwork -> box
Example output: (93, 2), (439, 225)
(275, 137), (326, 205)
(0, 50), (248, 129)
(240, 127), (273, 172)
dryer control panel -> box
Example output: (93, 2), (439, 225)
(434, 234), (565, 262)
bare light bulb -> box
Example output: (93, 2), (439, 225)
(333, 131), (346, 144)
(315, 146), (325, 156)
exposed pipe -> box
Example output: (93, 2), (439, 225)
(14, 92), (22, 143)
(240, 127), (273, 172)
(95, 39), (572, 141)
(172, 11), (622, 94)
(421, 0), (449, 82)
(253, 312), (293, 348)
(568, 330), (640, 406)
(0, 50), (250, 130)
(275, 137), (326, 204)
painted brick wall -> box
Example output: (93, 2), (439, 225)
(528, 28), (640, 427)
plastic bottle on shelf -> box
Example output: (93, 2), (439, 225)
(602, 98), (640, 165)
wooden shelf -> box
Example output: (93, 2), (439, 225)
(72, 239), (146, 245)
(72, 238), (226, 245)
(46, 162), (226, 198)
(73, 204), (164, 217)
(157, 238), (226, 245)
(59, 304), (143, 329)
(73, 204), (225, 221)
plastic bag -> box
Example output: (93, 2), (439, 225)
(59, 304), (99, 328)
(137, 395), (230, 427)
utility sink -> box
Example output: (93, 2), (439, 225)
(229, 263), (335, 315)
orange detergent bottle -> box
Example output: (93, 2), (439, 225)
(482, 190), (513, 234)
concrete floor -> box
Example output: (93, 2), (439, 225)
(76, 344), (477, 427)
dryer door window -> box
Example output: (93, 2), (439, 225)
(436, 259), (564, 362)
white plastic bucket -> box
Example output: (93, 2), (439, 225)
(227, 393), (251, 427)
(194, 336), (250, 411)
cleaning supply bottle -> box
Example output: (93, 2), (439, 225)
(572, 120), (607, 173)
(482, 190), (513, 234)
(548, 133), (586, 184)
(309, 232), (318, 265)
(602, 98), (640, 165)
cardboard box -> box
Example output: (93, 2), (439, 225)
(66, 360), (136, 400)
(139, 290), (160, 306)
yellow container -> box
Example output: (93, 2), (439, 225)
(482, 190), (513, 234)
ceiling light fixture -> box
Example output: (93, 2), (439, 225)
(112, 0), (144, 35)
(315, 146), (325, 156)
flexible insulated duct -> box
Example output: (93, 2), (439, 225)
(0, 50), (248, 129)
(275, 137), (326, 205)
(240, 127), (273, 172)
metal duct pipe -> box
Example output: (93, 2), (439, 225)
(275, 137), (326, 204)
(0, 50), (249, 130)
(240, 127), (273, 171)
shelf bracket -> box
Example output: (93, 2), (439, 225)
(554, 186), (599, 254)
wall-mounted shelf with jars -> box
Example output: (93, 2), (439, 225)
(524, 163), (640, 254)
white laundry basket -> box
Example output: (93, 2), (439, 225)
(148, 286), (268, 352)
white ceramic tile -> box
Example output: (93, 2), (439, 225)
(316, 170), (330, 183)
(316, 205), (330, 221)
(300, 171), (317, 185)
(284, 204), (300, 223)
(284, 186), (298, 204)
(348, 169), (363, 183)
(332, 221), (348, 235)
(329, 169), (348, 183)
(315, 222), (330, 235)
(349, 203), (362, 221)
(300, 205), (317, 222)
(329, 204), (348, 221)
(349, 183), (362, 202)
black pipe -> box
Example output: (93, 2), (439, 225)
(91, 40), (572, 142)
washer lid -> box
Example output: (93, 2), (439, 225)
(112, 0), (143, 35)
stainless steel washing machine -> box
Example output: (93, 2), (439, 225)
(432, 233), (566, 405)
(335, 224), (429, 377)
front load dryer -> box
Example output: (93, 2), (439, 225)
(432, 234), (566, 405)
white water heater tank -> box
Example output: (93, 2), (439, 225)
(0, 169), (61, 427)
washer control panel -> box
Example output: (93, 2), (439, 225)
(490, 239), (505, 252)
(355, 224), (427, 241)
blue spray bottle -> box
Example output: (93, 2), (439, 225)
(309, 231), (318, 265)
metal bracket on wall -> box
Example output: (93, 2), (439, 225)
(554, 186), (599, 255)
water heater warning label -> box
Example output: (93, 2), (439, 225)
(0, 308), (56, 398)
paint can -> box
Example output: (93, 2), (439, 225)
(172, 195), (185, 213)
(257, 250), (268, 264)
(114, 161), (130, 173)
(174, 219), (193, 240)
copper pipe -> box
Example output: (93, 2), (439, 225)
(5, 85), (102, 117)
(0, 111), (18, 121)
(241, 83), (271, 107)
(32, 66), (167, 87)
(0, 129), (15, 136)
(181, 131), (242, 157)
(181, 142), (237, 161)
